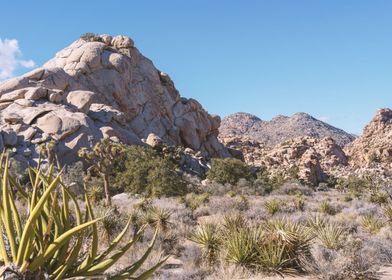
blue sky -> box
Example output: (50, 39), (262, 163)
(1, 0), (392, 134)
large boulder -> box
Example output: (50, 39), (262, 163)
(0, 34), (229, 166)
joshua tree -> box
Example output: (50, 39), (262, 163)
(79, 139), (124, 206)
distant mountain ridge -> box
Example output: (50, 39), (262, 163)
(220, 112), (356, 147)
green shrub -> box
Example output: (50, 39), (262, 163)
(114, 145), (187, 197)
(336, 175), (372, 197)
(207, 158), (252, 185)
(256, 170), (288, 191)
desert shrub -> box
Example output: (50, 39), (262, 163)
(264, 199), (281, 216)
(319, 200), (336, 215)
(142, 206), (173, 232)
(188, 223), (222, 266)
(292, 196), (305, 211)
(384, 206), (392, 221)
(343, 194), (353, 202)
(8, 157), (28, 184)
(312, 241), (379, 280)
(234, 195), (250, 211)
(62, 161), (87, 196)
(182, 192), (210, 211)
(256, 170), (288, 191)
(80, 32), (103, 42)
(222, 226), (260, 267)
(361, 215), (384, 234)
(94, 205), (128, 242)
(308, 216), (346, 250)
(336, 175), (372, 197)
(114, 145), (187, 197)
(275, 181), (313, 196)
(222, 213), (249, 232)
(207, 158), (252, 185)
(189, 216), (314, 275)
(369, 191), (390, 205)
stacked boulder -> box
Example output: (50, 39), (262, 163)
(0, 34), (229, 166)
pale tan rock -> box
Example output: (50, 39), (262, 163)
(346, 108), (392, 170)
(0, 34), (228, 166)
(66, 90), (95, 113)
(146, 133), (163, 147)
(25, 87), (48, 100)
(0, 89), (27, 101)
(36, 111), (82, 141)
(111, 35), (134, 49)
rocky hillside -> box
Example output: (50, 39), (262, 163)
(346, 108), (392, 169)
(220, 112), (355, 147)
(223, 136), (348, 186)
(0, 34), (229, 166)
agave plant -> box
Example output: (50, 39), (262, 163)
(0, 157), (167, 279)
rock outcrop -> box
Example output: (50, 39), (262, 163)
(220, 112), (356, 148)
(0, 34), (229, 165)
(346, 108), (392, 170)
(223, 136), (348, 185)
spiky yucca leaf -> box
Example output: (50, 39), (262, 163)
(222, 226), (260, 267)
(361, 215), (384, 234)
(188, 223), (221, 265)
(0, 158), (166, 279)
(309, 217), (346, 250)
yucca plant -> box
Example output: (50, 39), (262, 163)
(319, 200), (336, 215)
(222, 226), (260, 267)
(264, 199), (281, 216)
(292, 196), (305, 212)
(361, 215), (384, 234)
(188, 223), (221, 266)
(222, 213), (248, 232)
(263, 219), (314, 273)
(255, 240), (294, 276)
(142, 206), (172, 233)
(384, 206), (392, 222)
(309, 216), (346, 250)
(0, 157), (167, 279)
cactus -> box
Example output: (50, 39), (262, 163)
(0, 156), (167, 279)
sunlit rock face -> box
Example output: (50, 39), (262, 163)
(0, 34), (229, 165)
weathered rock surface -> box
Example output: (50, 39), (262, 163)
(346, 108), (392, 170)
(223, 136), (348, 185)
(0, 34), (229, 166)
(220, 112), (356, 148)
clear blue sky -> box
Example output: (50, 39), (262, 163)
(1, 0), (392, 134)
